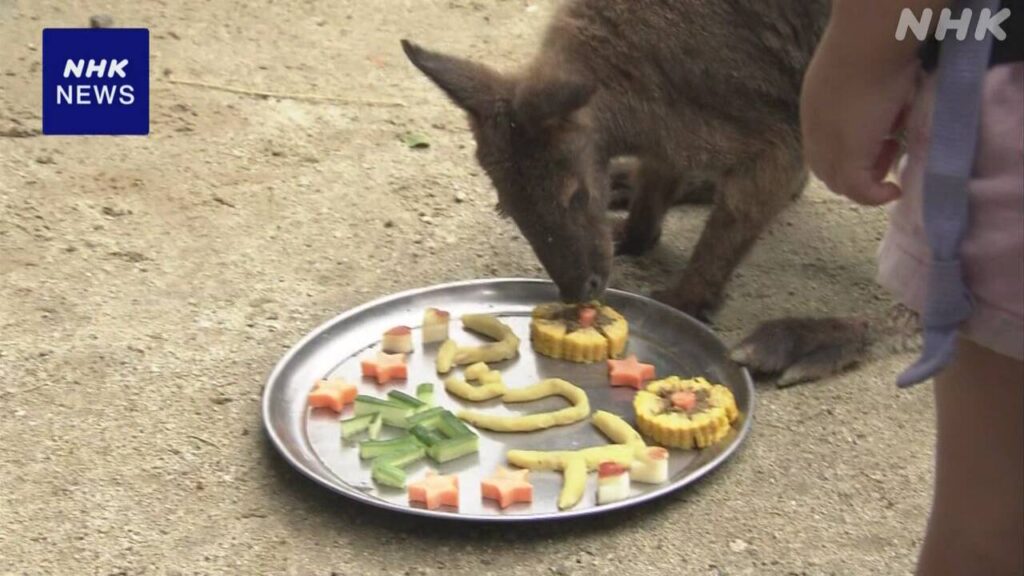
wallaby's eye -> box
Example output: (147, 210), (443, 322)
(569, 187), (589, 211)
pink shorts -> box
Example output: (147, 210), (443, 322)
(878, 63), (1024, 361)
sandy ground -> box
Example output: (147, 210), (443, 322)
(0, 1), (937, 574)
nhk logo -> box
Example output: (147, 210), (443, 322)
(896, 7), (1011, 41)
(43, 28), (149, 135)
(58, 58), (136, 105)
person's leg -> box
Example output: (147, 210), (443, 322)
(916, 337), (1024, 576)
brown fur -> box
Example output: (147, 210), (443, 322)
(403, 0), (830, 313)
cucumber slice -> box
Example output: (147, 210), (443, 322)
(387, 390), (426, 411)
(410, 424), (446, 447)
(340, 414), (375, 440)
(375, 445), (426, 468)
(371, 463), (407, 489)
(427, 434), (479, 463)
(358, 435), (421, 460)
(437, 411), (475, 438)
(416, 383), (435, 406)
(367, 413), (384, 440)
(354, 395), (415, 429)
(406, 406), (445, 429)
(370, 446), (426, 489)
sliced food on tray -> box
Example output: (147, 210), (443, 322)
(436, 314), (521, 374)
(307, 301), (744, 514)
(596, 462), (631, 504)
(381, 326), (414, 354)
(408, 471), (459, 510)
(342, 388), (481, 489)
(481, 466), (533, 509)
(607, 355), (657, 389)
(634, 376), (740, 449)
(307, 379), (357, 412)
(630, 446), (670, 484)
(443, 360), (506, 401)
(457, 378), (590, 433)
(506, 411), (661, 509)
(530, 302), (629, 362)
(421, 307), (450, 344)
(360, 351), (408, 385)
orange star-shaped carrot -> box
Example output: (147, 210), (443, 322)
(578, 307), (598, 328)
(607, 355), (656, 390)
(360, 351), (408, 384)
(408, 471), (459, 510)
(481, 467), (533, 509)
(671, 390), (697, 411)
(307, 379), (358, 412)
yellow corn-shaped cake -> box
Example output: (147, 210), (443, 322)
(529, 302), (629, 363)
(633, 376), (739, 449)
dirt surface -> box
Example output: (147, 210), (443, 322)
(1, 1), (936, 575)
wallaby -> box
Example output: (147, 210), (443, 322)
(404, 0), (830, 310)
(402, 1), (909, 385)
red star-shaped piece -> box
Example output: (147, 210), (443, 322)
(360, 351), (408, 384)
(481, 467), (533, 509)
(408, 471), (459, 510)
(607, 355), (656, 390)
(307, 379), (357, 412)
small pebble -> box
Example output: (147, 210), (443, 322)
(729, 538), (750, 552)
(89, 14), (115, 28)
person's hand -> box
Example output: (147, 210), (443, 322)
(801, 9), (923, 206)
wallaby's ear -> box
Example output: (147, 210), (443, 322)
(401, 39), (504, 117)
(514, 74), (595, 127)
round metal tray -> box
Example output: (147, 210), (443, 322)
(262, 279), (754, 521)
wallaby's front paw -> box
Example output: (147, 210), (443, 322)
(730, 317), (870, 387)
(613, 218), (662, 256)
(651, 287), (716, 324)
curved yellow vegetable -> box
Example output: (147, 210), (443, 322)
(453, 340), (519, 365)
(504, 412), (657, 509)
(559, 456), (588, 509)
(592, 410), (646, 449)
(436, 339), (458, 374)
(443, 375), (506, 402)
(456, 379), (590, 432)
(506, 444), (634, 471)
(506, 445), (633, 510)
(463, 362), (490, 381)
(451, 314), (521, 366)
(501, 378), (587, 404)
(461, 314), (514, 341)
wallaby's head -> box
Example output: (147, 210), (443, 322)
(402, 40), (612, 303)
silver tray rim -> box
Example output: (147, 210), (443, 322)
(261, 278), (755, 522)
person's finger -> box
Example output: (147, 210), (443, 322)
(872, 136), (903, 182)
(837, 168), (902, 206)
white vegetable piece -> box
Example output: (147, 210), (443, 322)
(630, 446), (670, 484)
(422, 308), (450, 344)
(597, 464), (631, 504)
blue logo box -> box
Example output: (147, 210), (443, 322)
(42, 28), (149, 135)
